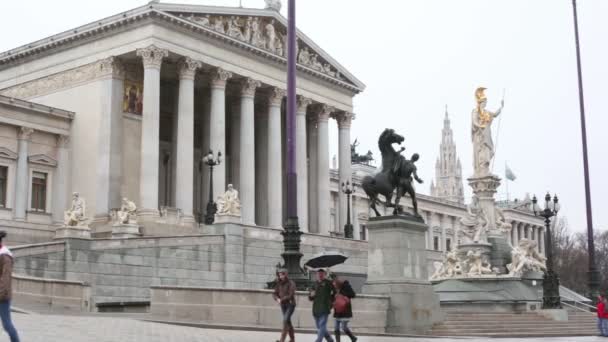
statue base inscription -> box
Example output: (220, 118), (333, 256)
(54, 225), (92, 240)
(111, 224), (141, 239)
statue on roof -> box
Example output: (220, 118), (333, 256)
(264, 0), (282, 12)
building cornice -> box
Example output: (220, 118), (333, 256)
(0, 5), (364, 94)
(0, 95), (74, 121)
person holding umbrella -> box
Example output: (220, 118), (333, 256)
(309, 268), (335, 342)
(273, 268), (296, 342)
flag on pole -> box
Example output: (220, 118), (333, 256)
(505, 164), (516, 181)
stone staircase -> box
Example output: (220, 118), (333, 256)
(429, 310), (597, 337)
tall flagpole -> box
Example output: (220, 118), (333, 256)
(571, 0), (599, 300)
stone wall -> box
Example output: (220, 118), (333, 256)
(12, 274), (91, 313)
(150, 286), (389, 333)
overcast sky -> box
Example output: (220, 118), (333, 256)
(1, 0), (606, 233)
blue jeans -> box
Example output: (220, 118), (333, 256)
(335, 319), (352, 334)
(0, 301), (19, 342)
(314, 314), (333, 342)
(599, 318), (608, 336)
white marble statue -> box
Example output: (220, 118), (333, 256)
(465, 250), (494, 277)
(242, 17), (252, 42)
(298, 47), (311, 65)
(458, 196), (488, 243)
(116, 197), (137, 225)
(507, 239), (547, 277)
(214, 16), (226, 34)
(250, 18), (265, 48)
(64, 192), (87, 227)
(471, 87), (504, 176)
(495, 207), (513, 241)
(227, 16), (244, 40)
(310, 54), (323, 71)
(217, 184), (241, 216)
(430, 250), (464, 280)
(265, 19), (277, 52)
(194, 14), (210, 27)
(264, 0), (282, 11)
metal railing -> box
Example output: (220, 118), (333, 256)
(561, 295), (595, 313)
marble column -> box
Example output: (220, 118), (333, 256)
(14, 127), (34, 221)
(239, 78), (260, 225)
(136, 45), (168, 218)
(267, 87), (285, 228)
(515, 222), (521, 245)
(336, 112), (353, 233)
(296, 96), (311, 232)
(307, 115), (318, 232)
(229, 99), (241, 190)
(539, 226), (545, 255)
(175, 57), (201, 223)
(52, 135), (70, 224)
(440, 214), (448, 251)
(510, 221), (516, 246)
(315, 105), (333, 235)
(209, 68), (232, 200)
(352, 195), (361, 240)
(96, 57), (125, 220)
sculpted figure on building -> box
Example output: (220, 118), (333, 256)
(115, 197), (137, 225)
(471, 87), (504, 176)
(507, 239), (547, 277)
(458, 196), (488, 243)
(431, 250), (464, 280)
(64, 192), (87, 227)
(217, 184), (241, 216)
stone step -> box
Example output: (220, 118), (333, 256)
(436, 322), (596, 328)
(432, 327), (595, 334)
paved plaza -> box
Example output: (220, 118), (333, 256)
(0, 312), (602, 342)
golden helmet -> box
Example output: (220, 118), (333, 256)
(475, 87), (487, 104)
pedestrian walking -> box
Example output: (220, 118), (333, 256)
(332, 276), (357, 342)
(0, 231), (19, 342)
(273, 268), (296, 342)
(597, 294), (607, 337)
(309, 268), (335, 342)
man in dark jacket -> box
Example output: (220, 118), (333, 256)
(332, 276), (357, 342)
(273, 268), (296, 342)
(0, 231), (19, 342)
(309, 269), (334, 342)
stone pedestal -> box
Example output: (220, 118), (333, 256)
(215, 214), (241, 224)
(468, 174), (501, 231)
(54, 226), (91, 239)
(362, 216), (443, 334)
(111, 224), (141, 239)
(488, 236), (512, 273)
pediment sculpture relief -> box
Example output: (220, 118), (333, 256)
(176, 13), (345, 81)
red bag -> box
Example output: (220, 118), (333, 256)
(333, 293), (351, 314)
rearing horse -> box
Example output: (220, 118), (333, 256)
(361, 129), (405, 216)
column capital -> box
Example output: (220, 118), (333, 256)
(18, 127), (34, 140)
(210, 67), (233, 88)
(98, 56), (125, 79)
(335, 111), (354, 128)
(312, 104), (334, 123)
(296, 96), (312, 115)
(177, 57), (202, 80)
(268, 87), (286, 106)
(56, 134), (70, 148)
(240, 78), (261, 97)
(136, 45), (169, 69)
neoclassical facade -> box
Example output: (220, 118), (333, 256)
(0, 2), (364, 237)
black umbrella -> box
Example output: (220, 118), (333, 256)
(304, 251), (348, 269)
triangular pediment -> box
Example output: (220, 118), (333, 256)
(0, 147), (17, 160)
(162, 8), (362, 90)
(28, 154), (57, 167)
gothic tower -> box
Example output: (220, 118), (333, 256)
(430, 107), (465, 203)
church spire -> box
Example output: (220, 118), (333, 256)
(431, 105), (465, 203)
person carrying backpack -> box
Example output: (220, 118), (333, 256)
(332, 275), (357, 342)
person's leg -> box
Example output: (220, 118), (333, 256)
(342, 320), (357, 342)
(600, 318), (604, 336)
(319, 314), (334, 342)
(278, 304), (288, 342)
(0, 301), (19, 342)
(314, 315), (324, 342)
(284, 304), (295, 342)
(334, 319), (341, 342)
(602, 318), (608, 336)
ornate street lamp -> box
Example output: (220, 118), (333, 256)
(203, 150), (221, 225)
(532, 193), (561, 309)
(342, 180), (355, 239)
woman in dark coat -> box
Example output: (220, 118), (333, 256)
(332, 276), (357, 342)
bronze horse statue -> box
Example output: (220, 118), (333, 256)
(361, 129), (423, 217)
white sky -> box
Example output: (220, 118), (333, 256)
(1, 0), (606, 233)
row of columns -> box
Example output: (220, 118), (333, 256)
(133, 45), (352, 233)
(511, 222), (544, 253)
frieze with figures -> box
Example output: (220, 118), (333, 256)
(177, 13), (344, 81)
